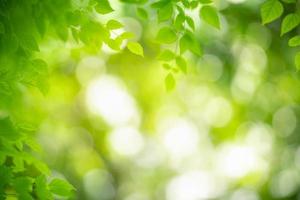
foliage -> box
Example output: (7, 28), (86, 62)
(261, 0), (300, 69)
(1, 0), (300, 199)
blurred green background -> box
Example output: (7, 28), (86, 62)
(5, 0), (300, 199)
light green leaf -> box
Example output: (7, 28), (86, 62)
(35, 176), (53, 200)
(200, 5), (220, 29)
(261, 0), (283, 24)
(289, 35), (300, 47)
(176, 56), (187, 74)
(156, 27), (177, 44)
(49, 179), (75, 198)
(179, 33), (202, 56)
(186, 16), (195, 30)
(174, 13), (185, 30)
(163, 63), (172, 70)
(95, 0), (114, 14)
(158, 3), (173, 22)
(295, 52), (300, 70)
(165, 73), (176, 91)
(281, 13), (300, 36)
(127, 42), (144, 57)
(106, 20), (123, 30)
(157, 49), (175, 61)
(137, 8), (148, 19)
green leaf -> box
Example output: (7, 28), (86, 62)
(127, 42), (144, 56)
(200, 5), (220, 29)
(186, 16), (195, 30)
(158, 3), (173, 22)
(106, 20), (123, 30)
(13, 177), (34, 200)
(119, 32), (135, 40)
(179, 33), (202, 56)
(295, 52), (300, 70)
(49, 179), (75, 198)
(35, 176), (52, 200)
(289, 35), (300, 47)
(157, 49), (175, 61)
(261, 0), (283, 24)
(137, 8), (148, 19)
(176, 56), (187, 74)
(174, 13), (185, 30)
(0, 117), (20, 141)
(163, 63), (172, 70)
(156, 27), (177, 44)
(281, 13), (300, 36)
(20, 35), (39, 51)
(95, 0), (114, 14)
(165, 73), (176, 91)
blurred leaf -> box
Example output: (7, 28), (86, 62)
(176, 56), (187, 74)
(281, 13), (300, 36)
(49, 179), (75, 198)
(20, 35), (39, 51)
(136, 7), (148, 19)
(156, 27), (177, 44)
(13, 177), (34, 200)
(289, 35), (300, 47)
(157, 49), (175, 61)
(200, 5), (220, 29)
(0, 118), (20, 141)
(127, 42), (144, 56)
(174, 13), (185, 30)
(95, 0), (114, 14)
(165, 73), (176, 91)
(295, 52), (300, 70)
(35, 176), (53, 200)
(106, 19), (123, 30)
(261, 0), (283, 24)
(158, 3), (173, 22)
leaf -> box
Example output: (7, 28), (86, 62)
(163, 63), (172, 70)
(158, 3), (173, 22)
(261, 0), (283, 24)
(119, 32), (135, 40)
(136, 7), (148, 19)
(186, 16), (195, 30)
(295, 52), (300, 70)
(157, 49), (175, 61)
(49, 179), (75, 198)
(281, 13), (300, 36)
(179, 33), (202, 56)
(289, 35), (300, 47)
(20, 35), (39, 51)
(35, 176), (53, 200)
(127, 42), (144, 56)
(156, 27), (177, 44)
(174, 13), (185, 30)
(165, 73), (176, 91)
(13, 177), (34, 200)
(95, 0), (114, 14)
(0, 117), (20, 141)
(106, 20), (123, 30)
(176, 56), (187, 74)
(200, 5), (220, 29)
